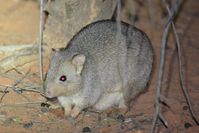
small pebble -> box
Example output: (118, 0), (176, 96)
(133, 15), (139, 22)
(23, 121), (33, 129)
(82, 127), (91, 132)
(98, 115), (101, 121)
(41, 107), (49, 113)
(117, 114), (125, 122)
(41, 102), (50, 108)
(162, 11), (168, 18)
(120, 125), (124, 129)
(183, 106), (188, 110)
(184, 122), (192, 129)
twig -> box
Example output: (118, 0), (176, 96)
(0, 87), (9, 103)
(1, 84), (44, 96)
(158, 113), (168, 128)
(0, 101), (44, 108)
(0, 44), (36, 53)
(116, 0), (122, 36)
(159, 95), (169, 106)
(39, 0), (44, 81)
(147, 0), (156, 27)
(164, 0), (199, 126)
(150, 18), (171, 133)
(13, 70), (30, 86)
(30, 119), (67, 124)
(150, 0), (183, 133)
(9, 69), (44, 96)
(170, 13), (199, 126)
(21, 88), (44, 95)
(12, 70), (31, 93)
(0, 45), (38, 73)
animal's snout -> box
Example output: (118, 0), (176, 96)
(44, 88), (54, 98)
(46, 90), (51, 95)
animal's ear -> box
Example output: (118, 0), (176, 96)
(51, 48), (59, 56)
(51, 48), (63, 58)
(51, 48), (61, 52)
(51, 48), (56, 52)
(72, 54), (86, 75)
(50, 48), (57, 60)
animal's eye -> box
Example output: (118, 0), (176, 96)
(59, 75), (67, 82)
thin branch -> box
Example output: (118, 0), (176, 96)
(150, 18), (171, 133)
(39, 0), (44, 81)
(0, 45), (38, 73)
(0, 87), (9, 103)
(9, 69), (44, 95)
(1, 84), (45, 97)
(147, 0), (156, 27)
(116, 0), (122, 35)
(0, 44), (36, 53)
(171, 15), (199, 126)
(165, 0), (199, 126)
(12, 70), (31, 93)
(0, 101), (44, 108)
(151, 0), (183, 132)
(159, 113), (168, 128)
(159, 95), (169, 104)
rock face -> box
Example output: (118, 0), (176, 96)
(43, 0), (116, 52)
(0, 1), (116, 73)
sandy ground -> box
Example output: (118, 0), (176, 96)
(0, 0), (198, 133)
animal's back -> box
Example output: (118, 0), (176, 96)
(66, 20), (127, 61)
(66, 20), (153, 103)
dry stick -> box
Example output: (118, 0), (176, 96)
(116, 0), (126, 101)
(171, 17), (199, 126)
(164, 0), (199, 126)
(11, 69), (45, 96)
(0, 87), (9, 103)
(150, 18), (171, 133)
(150, 0), (183, 132)
(12, 70), (31, 93)
(0, 44), (35, 52)
(39, 0), (44, 81)
(0, 101), (44, 108)
(1, 84), (45, 97)
(116, 0), (122, 35)
(147, 0), (156, 27)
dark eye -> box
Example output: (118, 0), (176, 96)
(59, 75), (67, 82)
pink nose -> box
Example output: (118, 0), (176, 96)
(45, 89), (54, 98)
(46, 90), (51, 95)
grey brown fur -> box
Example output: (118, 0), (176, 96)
(44, 20), (153, 117)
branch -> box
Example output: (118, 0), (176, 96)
(0, 101), (44, 108)
(39, 0), (45, 81)
(147, 0), (156, 27)
(171, 14), (199, 126)
(0, 44), (35, 53)
(165, 0), (199, 126)
(150, 0), (183, 132)
(0, 87), (9, 103)
(150, 17), (171, 133)
(0, 44), (38, 73)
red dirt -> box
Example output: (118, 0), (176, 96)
(0, 0), (198, 133)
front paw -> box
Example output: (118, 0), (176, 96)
(70, 106), (82, 118)
(64, 106), (72, 117)
(49, 103), (62, 109)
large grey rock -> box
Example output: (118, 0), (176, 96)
(43, 0), (116, 52)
